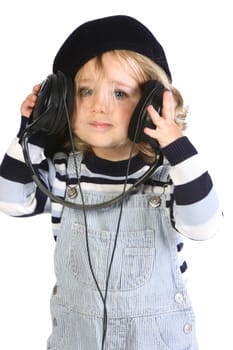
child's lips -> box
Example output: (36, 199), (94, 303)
(90, 121), (112, 130)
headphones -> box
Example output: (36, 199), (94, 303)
(25, 71), (165, 146)
(20, 71), (165, 209)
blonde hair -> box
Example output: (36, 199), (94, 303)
(70, 50), (187, 163)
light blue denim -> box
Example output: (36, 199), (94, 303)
(47, 156), (198, 350)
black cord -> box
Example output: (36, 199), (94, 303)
(21, 131), (162, 210)
(100, 140), (136, 349)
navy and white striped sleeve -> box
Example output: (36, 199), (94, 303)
(0, 127), (50, 217)
(162, 136), (222, 240)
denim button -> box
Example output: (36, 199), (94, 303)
(149, 196), (161, 208)
(174, 292), (184, 304)
(67, 185), (78, 198)
(183, 323), (192, 334)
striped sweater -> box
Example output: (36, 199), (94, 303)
(0, 119), (221, 259)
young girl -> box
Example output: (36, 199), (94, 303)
(0, 15), (221, 350)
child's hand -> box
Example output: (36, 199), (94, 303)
(20, 84), (41, 118)
(144, 90), (183, 148)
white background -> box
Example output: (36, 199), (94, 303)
(0, 1), (232, 349)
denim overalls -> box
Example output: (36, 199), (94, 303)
(47, 153), (198, 350)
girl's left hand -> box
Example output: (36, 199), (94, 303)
(144, 90), (183, 148)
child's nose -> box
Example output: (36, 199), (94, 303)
(92, 91), (112, 113)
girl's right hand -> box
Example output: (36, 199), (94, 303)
(20, 84), (41, 118)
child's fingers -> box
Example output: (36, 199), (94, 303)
(162, 90), (175, 120)
(32, 83), (42, 95)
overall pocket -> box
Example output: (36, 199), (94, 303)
(120, 246), (155, 290)
(69, 224), (155, 291)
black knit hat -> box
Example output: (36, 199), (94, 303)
(53, 15), (172, 81)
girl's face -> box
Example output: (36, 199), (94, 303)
(72, 52), (142, 160)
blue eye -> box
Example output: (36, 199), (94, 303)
(114, 90), (128, 99)
(78, 88), (93, 97)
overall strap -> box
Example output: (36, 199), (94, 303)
(67, 151), (84, 179)
(151, 159), (171, 184)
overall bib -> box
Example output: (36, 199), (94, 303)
(47, 154), (198, 350)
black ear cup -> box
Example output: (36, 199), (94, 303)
(28, 71), (74, 135)
(128, 80), (165, 148)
